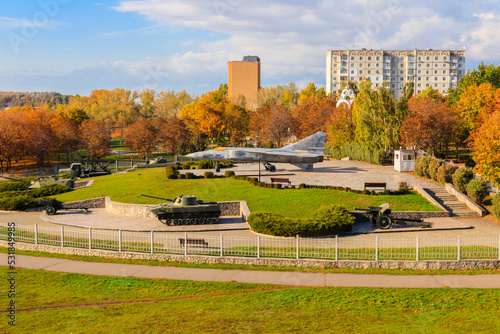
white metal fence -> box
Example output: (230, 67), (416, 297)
(1, 223), (499, 261)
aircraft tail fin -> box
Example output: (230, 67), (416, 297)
(281, 132), (326, 152)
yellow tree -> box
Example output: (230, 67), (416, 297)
(326, 103), (355, 148)
(470, 107), (500, 184)
(51, 115), (80, 164)
(0, 109), (26, 171)
(456, 83), (496, 136)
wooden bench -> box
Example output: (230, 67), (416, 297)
(179, 238), (209, 248)
(364, 182), (387, 191)
(271, 177), (291, 186)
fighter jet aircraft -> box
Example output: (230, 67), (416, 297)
(185, 132), (327, 171)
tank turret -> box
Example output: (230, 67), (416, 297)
(141, 194), (221, 225)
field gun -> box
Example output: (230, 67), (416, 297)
(354, 203), (432, 229)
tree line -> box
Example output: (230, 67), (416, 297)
(0, 63), (499, 184)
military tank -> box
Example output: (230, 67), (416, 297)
(142, 194), (221, 225)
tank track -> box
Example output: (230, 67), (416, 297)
(156, 213), (220, 225)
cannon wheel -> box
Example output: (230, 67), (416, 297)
(46, 206), (57, 215)
(377, 215), (392, 229)
(370, 215), (377, 226)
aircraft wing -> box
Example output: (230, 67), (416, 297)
(242, 150), (321, 158)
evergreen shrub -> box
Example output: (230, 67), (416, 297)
(428, 158), (443, 181)
(452, 168), (473, 193)
(165, 166), (179, 179)
(204, 171), (214, 179)
(466, 179), (488, 204)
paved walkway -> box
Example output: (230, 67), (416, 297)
(2, 254), (499, 288)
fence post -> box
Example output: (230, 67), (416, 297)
(257, 235), (260, 259)
(151, 231), (154, 254)
(457, 237), (461, 261)
(12, 170), (14, 178)
(416, 237), (419, 261)
(26, 169), (28, 178)
(184, 232), (187, 256)
(375, 236), (378, 261)
(119, 230), (122, 252)
(296, 235), (299, 260)
(335, 235), (338, 261)
(35, 224), (38, 245)
(61, 226), (64, 247)
(131, 159), (133, 169)
(55, 165), (58, 175)
(40, 167), (43, 177)
(89, 228), (92, 250)
(220, 234), (223, 257)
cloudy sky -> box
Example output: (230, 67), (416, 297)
(1, 0), (499, 96)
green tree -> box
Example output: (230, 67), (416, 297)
(352, 79), (401, 150)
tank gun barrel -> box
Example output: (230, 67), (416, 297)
(141, 194), (174, 202)
(354, 207), (371, 211)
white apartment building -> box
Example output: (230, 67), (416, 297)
(326, 49), (466, 99)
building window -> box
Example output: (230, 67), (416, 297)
(426, 84), (429, 87)
(334, 64), (337, 67)
(418, 77), (421, 80)
(435, 77), (438, 81)
(360, 57), (363, 60)
(401, 77), (404, 81)
(368, 70), (371, 74)
(418, 57), (422, 61)
(376, 63), (379, 67)
(418, 64), (422, 67)
(443, 70), (446, 74)
(435, 70), (438, 74)
(351, 56), (354, 60)
(400, 70), (403, 74)
(418, 70), (421, 74)
(426, 77), (429, 81)
(443, 57), (447, 61)
(444, 64), (447, 67)
(334, 57), (337, 61)
(376, 56), (380, 60)
(368, 56), (371, 60)
(400, 64), (404, 67)
(418, 83), (421, 87)
(426, 70), (430, 74)
(427, 57), (430, 60)
(360, 70), (363, 74)
(435, 57), (438, 60)
(427, 64), (430, 67)
(368, 64), (371, 67)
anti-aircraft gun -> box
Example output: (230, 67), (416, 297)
(354, 203), (432, 229)
(141, 194), (221, 225)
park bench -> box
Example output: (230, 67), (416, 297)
(364, 182), (387, 191)
(179, 238), (209, 248)
(271, 177), (291, 186)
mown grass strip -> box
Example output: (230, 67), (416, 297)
(1, 267), (499, 333)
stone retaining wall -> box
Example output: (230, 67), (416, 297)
(3, 241), (499, 270)
(412, 184), (451, 216)
(445, 183), (488, 217)
(62, 197), (105, 209)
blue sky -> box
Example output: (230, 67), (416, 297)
(1, 0), (499, 96)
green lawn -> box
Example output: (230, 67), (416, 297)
(1, 267), (499, 333)
(54, 169), (440, 218)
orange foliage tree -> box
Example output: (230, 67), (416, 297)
(23, 107), (58, 167)
(293, 98), (336, 138)
(400, 96), (460, 156)
(249, 104), (292, 147)
(156, 116), (192, 155)
(124, 118), (158, 158)
(51, 115), (80, 164)
(0, 110), (26, 171)
(80, 119), (112, 159)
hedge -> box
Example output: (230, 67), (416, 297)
(492, 194), (500, 219)
(327, 143), (386, 165)
(466, 179), (488, 204)
(452, 168), (473, 193)
(248, 205), (355, 237)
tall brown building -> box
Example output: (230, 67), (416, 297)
(228, 56), (261, 108)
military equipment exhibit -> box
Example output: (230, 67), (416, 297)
(59, 161), (111, 178)
(355, 203), (432, 229)
(142, 194), (221, 225)
(132, 156), (170, 169)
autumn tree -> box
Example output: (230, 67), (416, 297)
(156, 116), (191, 155)
(249, 104), (292, 147)
(24, 107), (57, 167)
(469, 107), (500, 184)
(80, 119), (112, 159)
(0, 110), (26, 171)
(448, 62), (500, 105)
(154, 89), (195, 119)
(254, 82), (298, 109)
(297, 83), (326, 105)
(400, 96), (460, 156)
(84, 89), (140, 124)
(326, 104), (355, 148)
(124, 118), (158, 158)
(456, 83), (497, 136)
(51, 115), (80, 164)
(138, 89), (155, 119)
(292, 98), (335, 138)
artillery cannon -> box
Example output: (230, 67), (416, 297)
(355, 203), (432, 229)
(141, 194), (221, 225)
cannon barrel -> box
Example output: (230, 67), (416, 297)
(354, 207), (371, 211)
(141, 194), (174, 202)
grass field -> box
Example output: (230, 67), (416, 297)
(1, 267), (499, 333)
(54, 168), (439, 218)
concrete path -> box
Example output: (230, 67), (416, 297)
(2, 254), (499, 289)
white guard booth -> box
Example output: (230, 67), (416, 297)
(394, 150), (415, 172)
